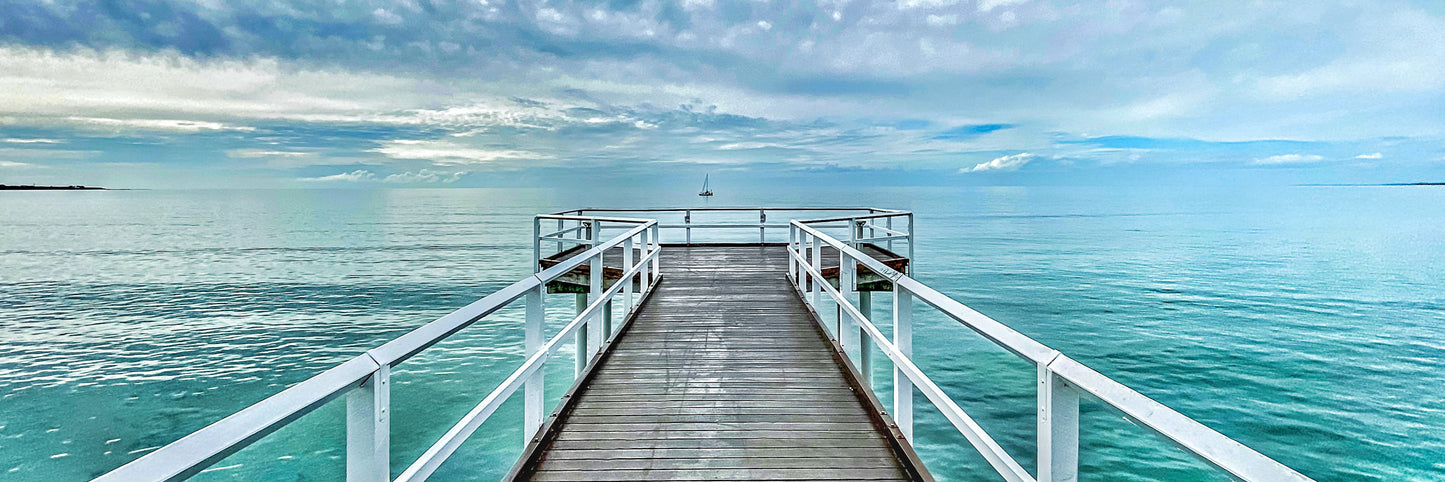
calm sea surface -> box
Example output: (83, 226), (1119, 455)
(1, 186), (1442, 481)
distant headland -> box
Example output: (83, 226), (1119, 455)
(0, 184), (107, 190)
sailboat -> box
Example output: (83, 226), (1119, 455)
(698, 174), (714, 197)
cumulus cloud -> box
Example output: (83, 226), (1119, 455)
(1254, 154), (1325, 165)
(300, 170), (377, 182)
(1355, 152), (1383, 159)
(372, 140), (547, 166)
(964, 152), (1034, 172)
(382, 169), (466, 184)
(299, 169), (466, 183)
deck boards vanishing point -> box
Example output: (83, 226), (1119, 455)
(517, 246), (925, 481)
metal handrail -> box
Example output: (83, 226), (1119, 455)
(98, 218), (661, 482)
(556, 207), (911, 245)
(788, 221), (1311, 482)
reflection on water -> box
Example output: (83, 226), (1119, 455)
(1, 186), (1442, 480)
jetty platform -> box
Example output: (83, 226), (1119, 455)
(512, 245), (925, 481)
(97, 207), (1311, 482)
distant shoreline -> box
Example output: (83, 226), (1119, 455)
(0, 184), (107, 190)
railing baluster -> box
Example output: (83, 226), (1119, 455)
(640, 228), (651, 293)
(575, 292), (587, 377)
(587, 250), (603, 359)
(886, 216), (894, 252)
(840, 251), (858, 352)
(906, 213), (915, 275)
(533, 217), (542, 273)
(810, 235), (821, 311)
(894, 287), (913, 441)
(623, 235), (634, 313)
(791, 226), (803, 282)
(346, 365), (389, 482)
(523, 285), (545, 442)
(859, 291), (873, 389)
(556, 218), (564, 254)
(1038, 365), (1080, 482)
(651, 224), (660, 280)
(685, 209), (692, 245)
(759, 208), (766, 244)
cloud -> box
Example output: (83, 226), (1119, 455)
(1355, 152), (1383, 159)
(964, 152), (1034, 172)
(0, 161), (37, 168)
(382, 169), (466, 184)
(372, 140), (547, 166)
(3, 138), (61, 144)
(1254, 154), (1325, 165)
(299, 169), (467, 183)
(300, 170), (377, 182)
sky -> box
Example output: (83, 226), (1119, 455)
(0, 0), (1442, 188)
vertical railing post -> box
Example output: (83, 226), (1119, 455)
(759, 209), (766, 244)
(886, 216), (894, 252)
(555, 218), (564, 255)
(810, 235), (821, 309)
(575, 292), (587, 377)
(685, 209), (692, 245)
(788, 225), (797, 283)
(640, 228), (652, 292)
(587, 248), (603, 357)
(603, 300), (613, 341)
(858, 290), (872, 389)
(346, 365), (389, 482)
(894, 287), (913, 442)
(1038, 365), (1080, 482)
(523, 284), (545, 442)
(849, 217), (858, 247)
(651, 223), (660, 280)
(839, 250), (858, 352)
(623, 235), (634, 313)
(907, 213), (915, 275)
(533, 217), (542, 273)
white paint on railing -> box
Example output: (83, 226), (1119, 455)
(788, 220), (1310, 482)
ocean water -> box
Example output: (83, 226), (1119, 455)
(1, 186), (1442, 481)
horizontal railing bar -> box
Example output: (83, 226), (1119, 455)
(535, 214), (655, 224)
(371, 222), (656, 367)
(862, 223), (909, 237)
(396, 245), (661, 481)
(95, 355), (382, 482)
(791, 221), (1309, 482)
(1046, 356), (1310, 481)
(855, 234), (911, 244)
(537, 235), (593, 245)
(789, 248), (1035, 482)
(656, 223), (793, 229)
(541, 225), (589, 238)
(793, 222), (1055, 364)
(796, 212), (911, 224)
(556, 207), (896, 215)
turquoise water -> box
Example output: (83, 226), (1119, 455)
(1, 186), (1442, 481)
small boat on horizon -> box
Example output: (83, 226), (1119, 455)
(699, 174), (714, 197)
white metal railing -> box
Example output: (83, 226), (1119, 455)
(97, 216), (661, 482)
(787, 220), (1312, 482)
(554, 207), (911, 252)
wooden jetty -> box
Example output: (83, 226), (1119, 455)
(511, 245), (927, 481)
(97, 207), (1310, 482)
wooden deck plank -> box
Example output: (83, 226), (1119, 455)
(516, 246), (925, 481)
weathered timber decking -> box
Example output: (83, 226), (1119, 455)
(512, 246), (928, 481)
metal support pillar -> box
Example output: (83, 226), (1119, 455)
(347, 365), (389, 482)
